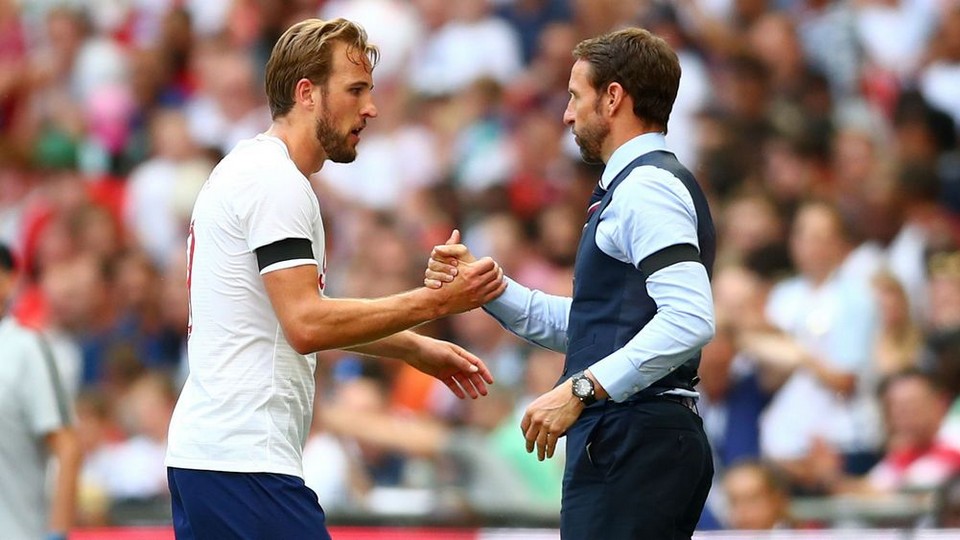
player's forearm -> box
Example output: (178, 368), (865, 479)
(48, 429), (81, 535)
(344, 330), (423, 360)
(288, 289), (442, 353)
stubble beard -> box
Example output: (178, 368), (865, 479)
(315, 97), (357, 164)
(574, 98), (610, 164)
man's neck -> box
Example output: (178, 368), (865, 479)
(265, 117), (327, 177)
(601, 123), (663, 163)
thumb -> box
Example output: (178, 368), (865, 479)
(446, 229), (461, 245)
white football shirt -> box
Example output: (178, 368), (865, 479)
(165, 134), (326, 477)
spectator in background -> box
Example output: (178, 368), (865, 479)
(872, 271), (923, 377)
(723, 460), (793, 530)
(812, 369), (960, 496)
(0, 243), (81, 540)
(751, 200), (882, 489)
(103, 372), (176, 503)
(124, 108), (212, 271)
(318, 376), (563, 517)
(920, 6), (960, 129)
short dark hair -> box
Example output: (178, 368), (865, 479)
(0, 244), (15, 273)
(572, 27), (680, 131)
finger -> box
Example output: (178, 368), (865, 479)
(432, 245), (468, 261)
(520, 411), (532, 438)
(453, 346), (493, 382)
(537, 428), (548, 461)
(425, 268), (455, 283)
(524, 420), (540, 454)
(446, 229), (461, 245)
(442, 377), (466, 399)
(453, 372), (480, 399)
(466, 371), (489, 396)
(468, 257), (496, 274)
(428, 258), (458, 276)
(546, 433), (558, 459)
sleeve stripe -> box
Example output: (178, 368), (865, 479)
(35, 334), (71, 427)
(256, 238), (314, 272)
(638, 243), (700, 278)
(259, 258), (318, 275)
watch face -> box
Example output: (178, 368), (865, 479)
(573, 377), (592, 397)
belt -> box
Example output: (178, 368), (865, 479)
(656, 394), (698, 413)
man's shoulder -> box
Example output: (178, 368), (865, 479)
(208, 138), (308, 201)
(219, 137), (292, 174)
(0, 317), (44, 368)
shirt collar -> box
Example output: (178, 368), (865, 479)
(599, 132), (671, 189)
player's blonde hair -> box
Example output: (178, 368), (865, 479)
(265, 18), (380, 119)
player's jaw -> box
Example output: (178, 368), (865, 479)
(315, 112), (360, 163)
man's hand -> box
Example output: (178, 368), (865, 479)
(424, 229), (479, 289)
(407, 335), (495, 399)
(427, 255), (505, 314)
(520, 379), (584, 461)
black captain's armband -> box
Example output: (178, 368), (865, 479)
(638, 243), (700, 278)
(256, 238), (314, 271)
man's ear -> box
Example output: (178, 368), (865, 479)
(294, 78), (316, 110)
(605, 82), (626, 117)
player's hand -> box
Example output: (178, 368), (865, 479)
(430, 255), (506, 314)
(424, 229), (479, 289)
(520, 379), (583, 461)
(406, 336), (495, 399)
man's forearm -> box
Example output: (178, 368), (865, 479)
(344, 330), (423, 360)
(47, 429), (81, 535)
(483, 277), (571, 352)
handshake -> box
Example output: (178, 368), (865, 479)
(421, 230), (506, 315)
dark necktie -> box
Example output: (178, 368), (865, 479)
(586, 182), (607, 218)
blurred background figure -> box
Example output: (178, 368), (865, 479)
(0, 0), (958, 533)
(0, 243), (81, 540)
(722, 460), (793, 530)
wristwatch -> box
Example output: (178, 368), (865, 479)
(571, 371), (597, 406)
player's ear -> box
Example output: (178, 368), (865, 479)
(294, 78), (315, 110)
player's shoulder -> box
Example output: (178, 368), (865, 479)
(210, 136), (308, 196)
(217, 136), (302, 181)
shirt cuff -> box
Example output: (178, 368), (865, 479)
(589, 350), (643, 403)
(482, 276), (525, 322)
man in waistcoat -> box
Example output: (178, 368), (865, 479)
(426, 27), (717, 539)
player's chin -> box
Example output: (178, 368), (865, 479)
(329, 146), (358, 164)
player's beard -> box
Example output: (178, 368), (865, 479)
(573, 98), (609, 164)
(315, 100), (357, 164)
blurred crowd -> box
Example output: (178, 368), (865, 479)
(2, 0), (960, 532)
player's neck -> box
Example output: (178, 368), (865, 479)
(265, 118), (327, 177)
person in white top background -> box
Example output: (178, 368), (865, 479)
(0, 242), (81, 540)
(164, 17), (506, 540)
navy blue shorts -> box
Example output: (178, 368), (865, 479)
(167, 467), (331, 540)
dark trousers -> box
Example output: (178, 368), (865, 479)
(561, 399), (713, 540)
(168, 467), (331, 540)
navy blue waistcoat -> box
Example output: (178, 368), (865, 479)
(562, 151), (716, 398)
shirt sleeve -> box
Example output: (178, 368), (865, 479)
(589, 168), (716, 402)
(483, 276), (572, 353)
(19, 333), (72, 436)
(236, 171), (319, 257)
